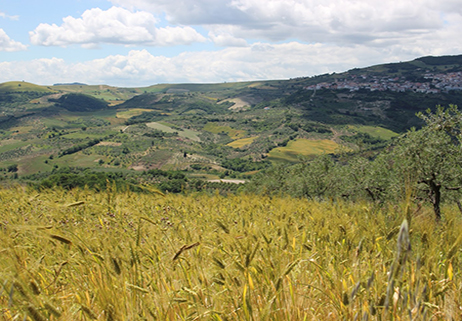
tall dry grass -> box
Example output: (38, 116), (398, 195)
(0, 186), (461, 320)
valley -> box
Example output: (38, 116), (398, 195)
(0, 54), (462, 189)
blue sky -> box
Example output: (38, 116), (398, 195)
(1, 0), (461, 87)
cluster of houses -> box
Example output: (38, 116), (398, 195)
(304, 72), (462, 94)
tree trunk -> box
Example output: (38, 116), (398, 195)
(429, 180), (442, 220)
(456, 200), (462, 215)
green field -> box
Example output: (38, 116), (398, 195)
(61, 130), (118, 139)
(73, 110), (118, 118)
(116, 108), (153, 119)
(0, 140), (32, 153)
(349, 125), (399, 140)
(268, 139), (341, 162)
(42, 118), (76, 129)
(57, 153), (108, 167)
(0, 81), (55, 93)
(227, 136), (258, 148)
(51, 84), (140, 101)
(18, 155), (54, 174)
(146, 122), (178, 133)
(146, 122), (201, 142)
(202, 123), (246, 139)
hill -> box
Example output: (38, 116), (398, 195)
(0, 81), (55, 93)
(2, 56), (462, 321)
(48, 93), (109, 112)
(0, 54), (461, 181)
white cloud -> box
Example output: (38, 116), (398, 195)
(109, 0), (461, 46)
(0, 29), (27, 51)
(2, 0), (460, 87)
(208, 29), (248, 47)
(29, 6), (206, 47)
(109, 0), (247, 25)
(0, 11), (19, 20)
(3, 39), (459, 87)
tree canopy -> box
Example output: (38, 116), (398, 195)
(245, 105), (462, 220)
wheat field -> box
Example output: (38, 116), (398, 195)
(1, 185), (461, 320)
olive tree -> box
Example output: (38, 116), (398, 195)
(342, 153), (400, 202)
(391, 105), (462, 219)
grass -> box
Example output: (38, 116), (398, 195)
(0, 140), (31, 154)
(0, 187), (461, 320)
(227, 137), (258, 148)
(268, 139), (341, 163)
(51, 84), (140, 101)
(18, 155), (53, 174)
(73, 110), (118, 118)
(146, 122), (201, 142)
(348, 125), (399, 140)
(140, 149), (175, 168)
(220, 97), (254, 110)
(179, 129), (201, 142)
(42, 118), (74, 129)
(202, 123), (246, 139)
(61, 131), (117, 139)
(56, 153), (108, 168)
(0, 81), (55, 93)
(116, 109), (154, 119)
(145, 81), (269, 93)
(146, 122), (177, 133)
(42, 111), (118, 128)
(8, 126), (36, 135)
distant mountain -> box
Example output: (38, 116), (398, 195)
(53, 82), (88, 86)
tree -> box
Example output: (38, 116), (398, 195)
(288, 154), (341, 199)
(392, 105), (462, 219)
(7, 164), (18, 172)
(244, 154), (341, 199)
(341, 154), (398, 203)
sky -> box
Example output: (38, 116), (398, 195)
(0, 0), (461, 87)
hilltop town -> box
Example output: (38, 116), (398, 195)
(304, 71), (462, 94)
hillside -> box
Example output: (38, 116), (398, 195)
(0, 54), (461, 182)
(49, 93), (109, 112)
(3, 56), (462, 321)
(0, 81), (55, 93)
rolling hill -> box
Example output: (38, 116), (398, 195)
(0, 81), (55, 93)
(0, 54), (461, 182)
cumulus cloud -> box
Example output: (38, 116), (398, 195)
(110, 0), (461, 46)
(29, 6), (206, 47)
(0, 29), (27, 51)
(208, 29), (248, 47)
(109, 0), (247, 25)
(2, 0), (460, 87)
(3, 39), (458, 87)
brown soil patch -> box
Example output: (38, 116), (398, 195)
(96, 142), (122, 146)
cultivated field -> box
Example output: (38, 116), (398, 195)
(348, 125), (399, 140)
(268, 139), (341, 163)
(227, 137), (258, 148)
(1, 187), (461, 320)
(146, 122), (201, 142)
(202, 124), (247, 140)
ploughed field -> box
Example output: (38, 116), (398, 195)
(1, 187), (461, 320)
